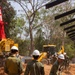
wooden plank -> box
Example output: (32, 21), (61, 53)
(55, 9), (75, 20)
(68, 32), (75, 36)
(60, 18), (75, 26)
(66, 29), (75, 33)
(46, 0), (68, 9)
(64, 25), (75, 30)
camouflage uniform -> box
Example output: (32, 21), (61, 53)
(4, 55), (23, 75)
(51, 55), (57, 64)
(49, 60), (62, 75)
(64, 55), (69, 69)
(24, 60), (45, 75)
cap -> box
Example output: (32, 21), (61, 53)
(32, 50), (40, 56)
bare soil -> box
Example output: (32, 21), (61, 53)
(0, 64), (75, 75)
(44, 64), (75, 75)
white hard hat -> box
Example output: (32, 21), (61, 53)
(58, 54), (65, 60)
(32, 50), (40, 56)
(11, 46), (18, 51)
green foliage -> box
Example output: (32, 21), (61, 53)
(34, 28), (45, 51)
(65, 44), (75, 59)
(64, 38), (75, 59)
(10, 17), (25, 39)
(19, 39), (30, 56)
(0, 0), (16, 38)
(14, 38), (30, 56)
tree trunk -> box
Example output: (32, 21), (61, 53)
(29, 24), (34, 55)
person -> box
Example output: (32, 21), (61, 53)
(63, 52), (69, 70)
(49, 54), (65, 75)
(24, 50), (45, 75)
(16, 50), (22, 59)
(47, 51), (51, 65)
(47, 51), (51, 58)
(4, 46), (23, 75)
(51, 53), (57, 64)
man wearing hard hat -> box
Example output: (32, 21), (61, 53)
(4, 46), (23, 75)
(24, 50), (45, 75)
(49, 54), (65, 75)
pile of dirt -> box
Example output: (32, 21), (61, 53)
(0, 64), (75, 75)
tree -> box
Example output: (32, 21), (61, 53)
(0, 0), (16, 38)
(14, 0), (51, 55)
(10, 16), (25, 39)
(65, 38), (75, 59)
(15, 38), (30, 55)
(34, 27), (45, 51)
(33, 1), (75, 52)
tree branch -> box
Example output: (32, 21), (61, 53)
(14, 0), (30, 21)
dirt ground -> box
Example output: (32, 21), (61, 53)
(0, 64), (75, 75)
(44, 64), (75, 75)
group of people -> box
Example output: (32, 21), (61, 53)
(4, 46), (68, 75)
